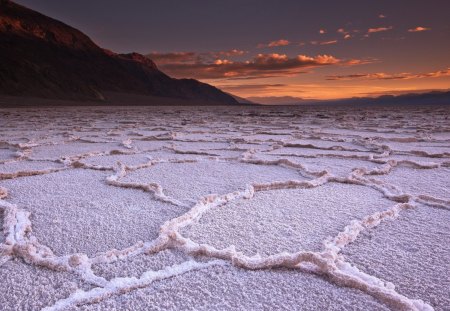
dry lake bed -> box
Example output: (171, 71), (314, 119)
(0, 105), (449, 311)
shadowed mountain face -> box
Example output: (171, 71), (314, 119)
(0, 0), (238, 104)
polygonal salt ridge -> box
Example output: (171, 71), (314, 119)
(176, 177), (402, 258)
(244, 153), (385, 179)
(28, 141), (128, 161)
(0, 169), (188, 259)
(360, 166), (450, 209)
(79, 264), (395, 311)
(237, 133), (293, 144)
(375, 140), (450, 158)
(91, 249), (196, 281)
(0, 160), (67, 181)
(281, 138), (372, 152)
(126, 139), (169, 153)
(156, 176), (435, 310)
(164, 142), (240, 158)
(266, 145), (386, 162)
(341, 204), (450, 311)
(0, 146), (21, 164)
(118, 157), (311, 207)
(74, 153), (156, 171)
(317, 127), (424, 141)
(349, 158), (442, 179)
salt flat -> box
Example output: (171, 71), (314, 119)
(0, 104), (449, 311)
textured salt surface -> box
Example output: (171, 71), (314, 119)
(374, 167), (450, 200)
(92, 249), (192, 281)
(255, 154), (382, 177)
(0, 208), (4, 244)
(0, 147), (17, 161)
(0, 169), (185, 256)
(29, 142), (123, 160)
(75, 265), (390, 311)
(342, 205), (450, 310)
(183, 184), (394, 255)
(0, 105), (448, 311)
(122, 160), (306, 204)
(0, 160), (64, 174)
(78, 153), (151, 168)
(0, 258), (86, 311)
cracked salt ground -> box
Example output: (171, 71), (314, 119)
(252, 154), (383, 177)
(0, 105), (449, 310)
(121, 160), (307, 204)
(283, 139), (371, 152)
(181, 183), (394, 256)
(77, 153), (153, 169)
(0, 258), (88, 311)
(29, 142), (124, 161)
(373, 167), (450, 200)
(0, 147), (17, 162)
(73, 265), (390, 311)
(267, 147), (375, 159)
(91, 249), (193, 281)
(382, 141), (450, 155)
(0, 207), (4, 245)
(342, 205), (450, 310)
(0, 160), (65, 178)
(0, 169), (186, 256)
(129, 140), (169, 152)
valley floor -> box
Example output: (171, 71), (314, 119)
(0, 104), (449, 311)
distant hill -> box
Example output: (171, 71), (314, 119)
(245, 91), (450, 106)
(320, 91), (450, 106)
(246, 96), (318, 105)
(0, 0), (238, 104)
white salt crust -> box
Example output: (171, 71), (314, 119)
(0, 105), (448, 310)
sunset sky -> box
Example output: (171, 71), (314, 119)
(16, 0), (450, 100)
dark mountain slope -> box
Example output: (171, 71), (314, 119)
(0, 0), (237, 104)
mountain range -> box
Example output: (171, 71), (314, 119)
(0, 0), (238, 105)
(244, 91), (450, 106)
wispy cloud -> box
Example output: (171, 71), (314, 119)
(378, 14), (386, 18)
(311, 40), (338, 45)
(326, 68), (450, 81)
(367, 26), (393, 33)
(408, 26), (431, 32)
(152, 53), (361, 80)
(147, 52), (199, 65)
(147, 49), (247, 65)
(258, 39), (290, 48)
(319, 29), (326, 34)
(319, 40), (338, 45)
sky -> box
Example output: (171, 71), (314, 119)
(16, 0), (450, 100)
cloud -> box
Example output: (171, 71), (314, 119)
(311, 40), (339, 45)
(147, 49), (248, 65)
(320, 40), (338, 45)
(379, 14), (386, 18)
(217, 83), (288, 92)
(146, 52), (199, 65)
(337, 28), (355, 38)
(367, 26), (393, 33)
(258, 39), (290, 48)
(319, 29), (326, 34)
(155, 53), (359, 80)
(326, 68), (450, 81)
(408, 26), (431, 32)
(216, 49), (247, 56)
